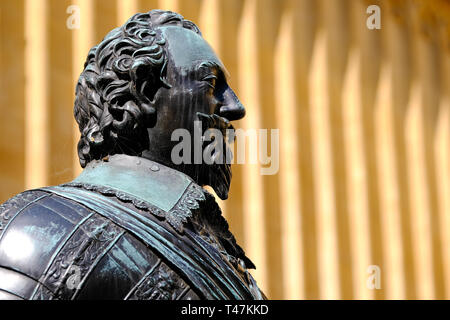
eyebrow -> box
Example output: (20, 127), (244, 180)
(197, 61), (230, 81)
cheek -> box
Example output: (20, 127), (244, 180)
(194, 86), (220, 114)
(175, 86), (216, 115)
(194, 92), (216, 115)
(158, 86), (217, 130)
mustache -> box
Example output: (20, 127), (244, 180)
(196, 112), (235, 142)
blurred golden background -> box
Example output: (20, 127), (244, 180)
(0, 0), (449, 299)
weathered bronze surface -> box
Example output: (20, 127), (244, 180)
(0, 10), (265, 300)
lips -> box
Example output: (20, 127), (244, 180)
(197, 112), (232, 132)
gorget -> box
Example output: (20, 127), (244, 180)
(0, 154), (265, 300)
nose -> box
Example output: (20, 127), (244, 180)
(219, 86), (246, 121)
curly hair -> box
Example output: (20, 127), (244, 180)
(74, 10), (201, 167)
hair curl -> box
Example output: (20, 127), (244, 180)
(74, 10), (201, 167)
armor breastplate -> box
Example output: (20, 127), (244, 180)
(0, 155), (264, 300)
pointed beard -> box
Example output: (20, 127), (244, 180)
(204, 159), (232, 200)
(196, 112), (233, 200)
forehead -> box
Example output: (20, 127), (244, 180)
(160, 26), (224, 70)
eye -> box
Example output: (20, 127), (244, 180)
(201, 74), (217, 90)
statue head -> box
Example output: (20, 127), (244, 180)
(74, 10), (245, 200)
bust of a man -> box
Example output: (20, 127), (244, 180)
(0, 10), (264, 300)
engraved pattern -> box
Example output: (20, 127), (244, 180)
(61, 182), (253, 276)
(32, 285), (55, 300)
(128, 262), (190, 300)
(56, 182), (260, 298)
(33, 214), (123, 300)
(63, 182), (165, 218)
(0, 190), (48, 233)
(167, 182), (205, 232)
(63, 182), (206, 233)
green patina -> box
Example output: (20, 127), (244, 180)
(72, 156), (192, 212)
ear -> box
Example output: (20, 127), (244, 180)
(158, 59), (172, 89)
(130, 56), (171, 104)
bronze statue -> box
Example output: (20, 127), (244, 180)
(0, 10), (265, 300)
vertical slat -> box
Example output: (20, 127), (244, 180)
(374, 2), (416, 299)
(93, 0), (118, 43)
(253, 0), (283, 299)
(198, 0), (219, 52)
(374, 56), (400, 300)
(0, 0), (26, 202)
(157, 0), (178, 12)
(324, 0), (353, 300)
(408, 5), (445, 299)
(359, 0), (386, 301)
(138, 0), (158, 13)
(435, 22), (450, 299)
(385, 2), (416, 300)
(117, 0), (138, 25)
(417, 12), (446, 300)
(405, 77), (434, 299)
(404, 7), (436, 300)
(274, 0), (304, 300)
(237, 0), (268, 296)
(177, 0), (201, 23)
(309, 1), (339, 299)
(292, 0), (320, 300)
(342, 0), (372, 299)
(24, 0), (48, 190)
(47, 0), (75, 185)
(343, 46), (373, 300)
(72, 0), (94, 177)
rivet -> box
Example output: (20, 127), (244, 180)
(150, 165), (160, 172)
(136, 160), (141, 165)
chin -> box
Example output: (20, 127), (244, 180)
(194, 161), (231, 200)
(209, 162), (232, 200)
(204, 135), (233, 200)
